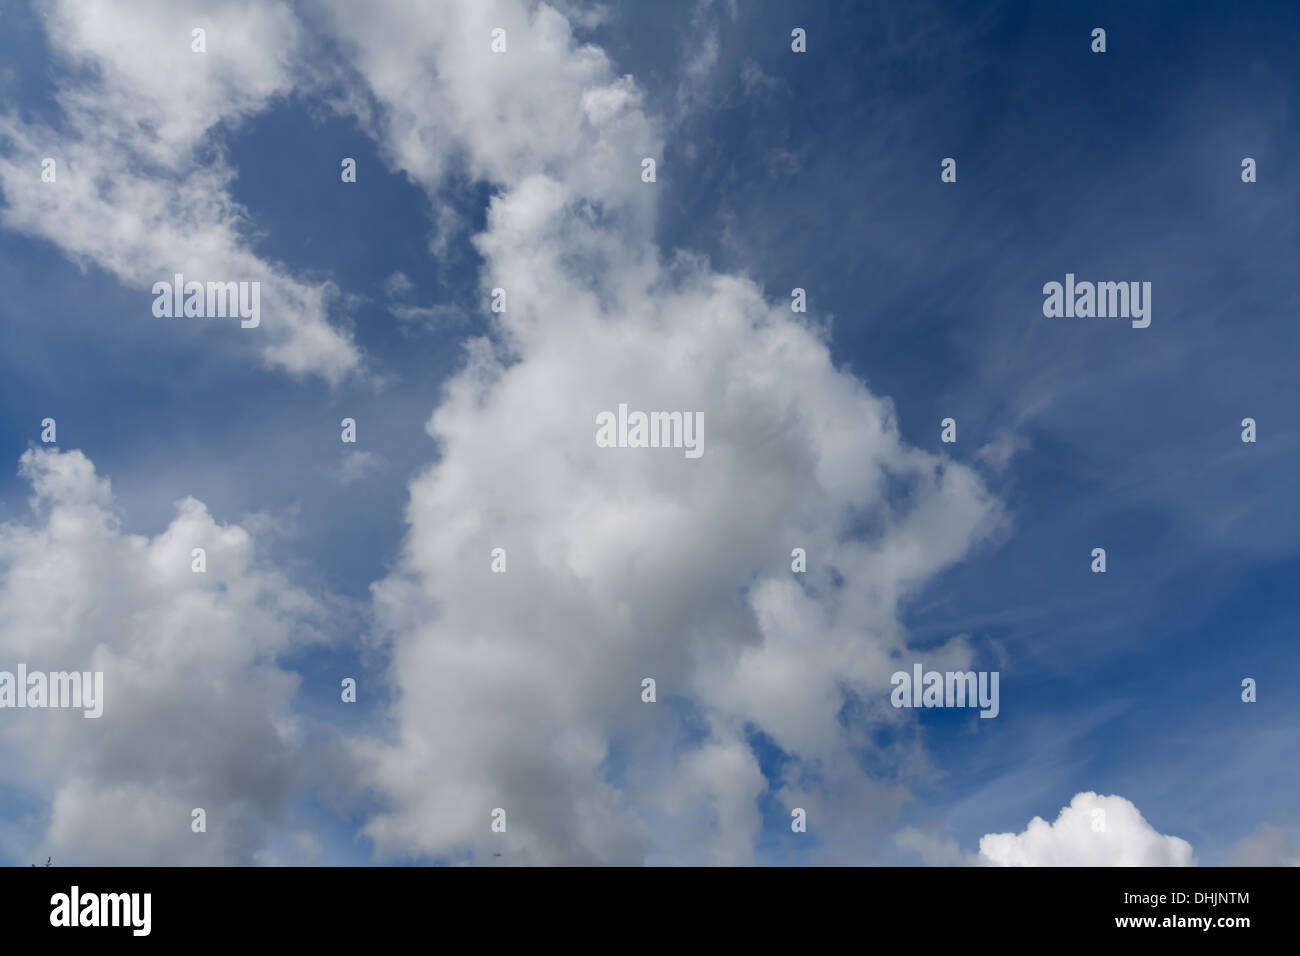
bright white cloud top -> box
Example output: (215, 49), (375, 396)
(979, 793), (1196, 867)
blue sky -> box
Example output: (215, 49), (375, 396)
(0, 0), (1296, 866)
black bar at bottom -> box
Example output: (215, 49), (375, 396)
(0, 865), (1289, 943)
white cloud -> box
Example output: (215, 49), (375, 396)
(546, 0), (613, 31)
(894, 827), (977, 866)
(1228, 824), (1300, 866)
(381, 269), (463, 329)
(740, 58), (783, 98)
(383, 272), (415, 299)
(979, 792), (1196, 866)
(323, 0), (1005, 864)
(0, 0), (1012, 866)
(0, 448), (329, 863)
(0, 0), (363, 384)
(387, 303), (466, 328)
(332, 450), (384, 486)
(318, 1), (658, 227)
(974, 429), (1029, 473)
(676, 24), (719, 118)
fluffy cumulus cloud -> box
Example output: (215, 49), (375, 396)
(0, 0), (362, 383)
(979, 793), (1196, 867)
(1, 1), (1011, 865)
(0, 449), (329, 863)
(326, 0), (1005, 864)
